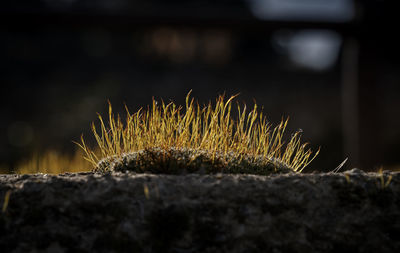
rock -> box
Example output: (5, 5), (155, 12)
(0, 171), (399, 252)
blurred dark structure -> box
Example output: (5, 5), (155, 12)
(1, 0), (400, 172)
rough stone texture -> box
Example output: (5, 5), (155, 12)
(0, 169), (399, 253)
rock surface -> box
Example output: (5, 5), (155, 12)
(0, 169), (399, 252)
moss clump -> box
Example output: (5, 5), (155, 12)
(77, 91), (319, 174)
(95, 147), (292, 175)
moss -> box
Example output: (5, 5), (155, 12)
(95, 147), (293, 175)
(77, 92), (319, 174)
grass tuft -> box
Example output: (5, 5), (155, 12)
(76, 91), (319, 174)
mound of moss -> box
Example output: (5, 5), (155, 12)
(95, 147), (293, 175)
(77, 92), (318, 173)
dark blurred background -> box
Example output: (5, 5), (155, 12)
(1, 0), (400, 172)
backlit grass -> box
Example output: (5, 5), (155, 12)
(76, 91), (319, 174)
(14, 149), (92, 174)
